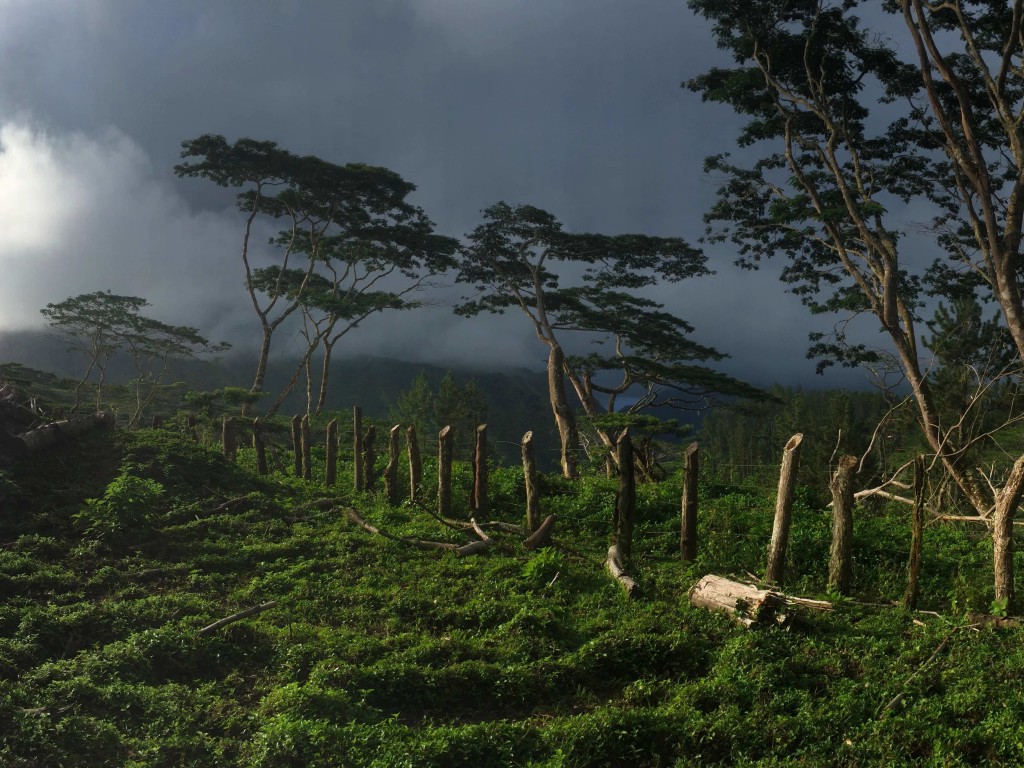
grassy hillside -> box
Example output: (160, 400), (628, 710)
(2, 415), (1024, 766)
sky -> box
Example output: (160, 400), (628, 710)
(0, 0), (877, 387)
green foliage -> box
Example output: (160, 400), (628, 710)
(73, 469), (166, 542)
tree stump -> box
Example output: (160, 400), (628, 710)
(353, 406), (364, 492)
(612, 429), (636, 562)
(407, 424), (422, 503)
(903, 456), (925, 609)
(680, 442), (698, 562)
(765, 433), (803, 584)
(252, 418), (268, 475)
(828, 455), (857, 595)
(438, 425), (453, 519)
(291, 415), (302, 477)
(472, 424), (488, 516)
(522, 431), (540, 532)
(362, 425), (376, 491)
(384, 424), (401, 505)
(300, 415), (312, 481)
(325, 418), (338, 488)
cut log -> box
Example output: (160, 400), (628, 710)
(689, 574), (791, 628)
(16, 412), (114, 454)
(523, 514), (556, 550)
(605, 543), (638, 597)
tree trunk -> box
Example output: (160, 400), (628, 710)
(291, 415), (302, 477)
(246, 324), (273, 416)
(300, 415), (312, 481)
(407, 424), (422, 503)
(222, 416), (236, 462)
(362, 425), (377, 491)
(325, 418), (338, 488)
(384, 424), (400, 505)
(546, 344), (580, 479)
(765, 433), (804, 585)
(353, 406), (363, 492)
(252, 418), (268, 475)
(472, 424), (488, 516)
(438, 425), (454, 519)
(522, 431), (541, 532)
(903, 455), (925, 610)
(680, 442), (699, 562)
(315, 338), (336, 415)
(993, 455), (1024, 611)
(15, 412), (113, 455)
(689, 575), (791, 628)
(612, 429), (636, 563)
(828, 454), (857, 595)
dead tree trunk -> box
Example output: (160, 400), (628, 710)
(828, 455), (857, 595)
(384, 424), (400, 505)
(522, 431), (541, 532)
(438, 426), (454, 519)
(689, 575), (790, 628)
(612, 429), (636, 563)
(407, 424), (422, 503)
(353, 406), (364, 492)
(903, 455), (925, 610)
(764, 433), (804, 585)
(993, 455), (1024, 611)
(680, 441), (699, 562)
(291, 415), (302, 477)
(472, 424), (488, 516)
(15, 412), (114, 455)
(325, 418), (338, 488)
(252, 418), (268, 476)
(222, 416), (236, 461)
(523, 514), (556, 550)
(362, 425), (376, 492)
(300, 415), (312, 481)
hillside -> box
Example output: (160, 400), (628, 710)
(1, 410), (1023, 765)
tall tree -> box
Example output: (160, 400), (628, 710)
(174, 135), (458, 415)
(455, 202), (745, 477)
(687, 0), (1024, 605)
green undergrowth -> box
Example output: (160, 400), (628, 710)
(1, 426), (1023, 765)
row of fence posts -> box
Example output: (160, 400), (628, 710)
(218, 412), (926, 602)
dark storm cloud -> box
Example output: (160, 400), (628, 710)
(0, 0), (869, 386)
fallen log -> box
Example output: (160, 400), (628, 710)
(604, 544), (638, 597)
(689, 574), (831, 628)
(16, 412), (113, 454)
(523, 514), (556, 550)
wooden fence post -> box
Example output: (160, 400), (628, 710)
(407, 424), (422, 503)
(438, 426), (453, 519)
(325, 418), (338, 488)
(222, 416), (236, 461)
(301, 415), (312, 481)
(384, 425), (400, 505)
(612, 429), (636, 563)
(680, 442), (699, 562)
(828, 455), (858, 595)
(353, 406), (364, 492)
(522, 431), (540, 532)
(472, 424), (488, 516)
(291, 415), (302, 476)
(362, 425), (377, 492)
(903, 455), (925, 609)
(765, 433), (804, 585)
(252, 418), (268, 475)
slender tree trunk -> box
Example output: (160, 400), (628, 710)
(438, 426), (453, 519)
(384, 424), (400, 505)
(252, 418), (268, 475)
(993, 455), (1024, 610)
(680, 442), (699, 562)
(353, 406), (364, 492)
(407, 424), (422, 503)
(362, 425), (377, 492)
(903, 456), (925, 610)
(546, 344), (580, 479)
(301, 415), (312, 481)
(472, 424), (488, 516)
(522, 431), (541, 532)
(291, 414), (302, 476)
(612, 430), (636, 563)
(325, 418), (338, 487)
(828, 455), (858, 595)
(246, 323), (274, 416)
(316, 338), (336, 415)
(765, 433), (803, 585)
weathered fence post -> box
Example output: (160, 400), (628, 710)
(828, 455), (858, 595)
(680, 441), (699, 562)
(353, 406), (364, 492)
(472, 424), (488, 516)
(291, 415), (302, 476)
(222, 416), (236, 461)
(301, 415), (312, 481)
(407, 424), (422, 503)
(325, 418), (338, 488)
(764, 433), (804, 585)
(903, 455), (925, 609)
(362, 425), (377, 492)
(384, 424), (400, 505)
(252, 418), (268, 475)
(522, 431), (540, 532)
(438, 426), (453, 519)
(612, 429), (636, 563)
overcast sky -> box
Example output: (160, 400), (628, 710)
(0, 0), (880, 387)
